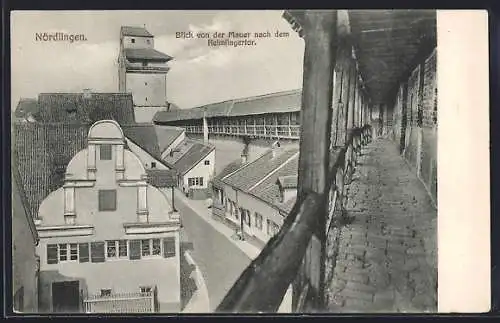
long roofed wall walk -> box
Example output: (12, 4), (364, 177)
(325, 138), (437, 312)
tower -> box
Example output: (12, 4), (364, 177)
(118, 26), (173, 123)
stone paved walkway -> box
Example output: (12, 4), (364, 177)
(326, 138), (437, 313)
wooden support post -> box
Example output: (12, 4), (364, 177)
(343, 62), (352, 144)
(296, 9), (338, 311)
(347, 65), (356, 133)
(416, 61), (426, 176)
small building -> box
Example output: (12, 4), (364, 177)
(162, 138), (215, 199)
(212, 143), (299, 247)
(12, 158), (40, 313)
(118, 26), (174, 123)
(35, 120), (181, 313)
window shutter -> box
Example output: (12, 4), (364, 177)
(79, 243), (89, 263)
(47, 244), (58, 264)
(200, 177), (204, 186)
(163, 237), (176, 258)
(90, 242), (105, 263)
(129, 240), (141, 260)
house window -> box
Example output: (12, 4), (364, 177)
(98, 190), (117, 211)
(151, 162), (156, 168)
(146, 39), (150, 44)
(188, 177), (204, 187)
(140, 286), (152, 294)
(129, 240), (141, 260)
(141, 239), (151, 256)
(266, 219), (272, 236)
(59, 244), (68, 261)
(90, 242), (105, 263)
(100, 144), (112, 160)
(152, 239), (161, 256)
(131, 38), (135, 43)
(70, 243), (78, 261)
(118, 240), (128, 258)
(106, 240), (117, 258)
(101, 289), (112, 297)
(255, 213), (263, 230)
(163, 237), (176, 258)
(79, 243), (89, 263)
(204, 160), (210, 165)
(47, 244), (58, 264)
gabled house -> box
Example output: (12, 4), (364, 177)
(35, 120), (181, 313)
(212, 142), (299, 246)
(161, 138), (215, 199)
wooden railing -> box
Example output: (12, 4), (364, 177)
(183, 124), (301, 139)
(216, 124), (372, 313)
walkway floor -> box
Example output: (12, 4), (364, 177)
(325, 138), (437, 313)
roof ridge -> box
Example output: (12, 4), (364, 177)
(248, 150), (300, 192)
(234, 88), (302, 104)
(192, 88), (302, 110)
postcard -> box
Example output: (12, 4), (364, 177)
(10, 9), (490, 314)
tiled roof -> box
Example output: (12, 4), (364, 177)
(212, 159), (244, 188)
(124, 48), (173, 62)
(146, 169), (177, 188)
(13, 122), (89, 218)
(122, 125), (162, 160)
(121, 26), (153, 37)
(153, 89), (302, 123)
(163, 139), (214, 175)
(15, 98), (39, 118)
(222, 147), (299, 192)
(37, 92), (135, 124)
(123, 124), (184, 162)
(154, 126), (184, 153)
(249, 154), (299, 213)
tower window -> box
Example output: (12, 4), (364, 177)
(131, 38), (135, 43)
(144, 81), (148, 85)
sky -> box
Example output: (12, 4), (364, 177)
(11, 10), (305, 110)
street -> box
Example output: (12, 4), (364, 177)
(173, 190), (255, 311)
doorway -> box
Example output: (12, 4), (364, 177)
(52, 281), (80, 313)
